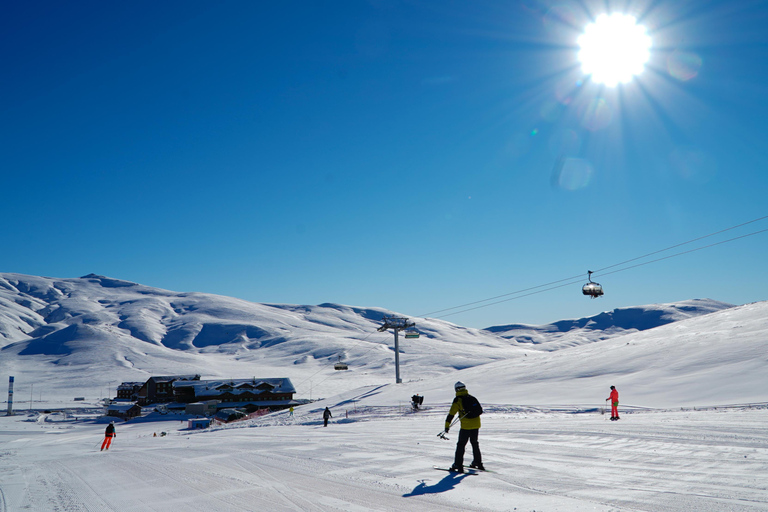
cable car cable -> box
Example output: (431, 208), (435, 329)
(419, 215), (768, 321)
(429, 277), (586, 320)
(597, 227), (768, 278)
(416, 273), (585, 318)
(291, 328), (394, 395)
(592, 214), (768, 275)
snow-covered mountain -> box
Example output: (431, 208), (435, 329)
(356, 299), (768, 409)
(485, 298), (734, 350)
(0, 272), (754, 406)
(0, 272), (526, 399)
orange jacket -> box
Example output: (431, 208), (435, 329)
(608, 389), (619, 404)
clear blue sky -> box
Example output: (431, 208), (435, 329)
(2, 0), (767, 328)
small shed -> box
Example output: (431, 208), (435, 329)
(188, 418), (212, 429)
(106, 402), (142, 420)
(214, 408), (247, 423)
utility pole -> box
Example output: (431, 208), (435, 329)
(6, 376), (13, 416)
(378, 317), (416, 384)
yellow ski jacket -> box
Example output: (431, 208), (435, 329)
(445, 388), (481, 431)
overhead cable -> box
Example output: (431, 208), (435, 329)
(422, 215), (768, 321)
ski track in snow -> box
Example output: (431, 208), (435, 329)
(2, 407), (768, 511)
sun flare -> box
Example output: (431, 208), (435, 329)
(578, 13), (651, 87)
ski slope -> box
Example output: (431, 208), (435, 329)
(1, 273), (767, 510)
(1, 405), (767, 511)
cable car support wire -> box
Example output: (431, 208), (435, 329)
(417, 216), (768, 321)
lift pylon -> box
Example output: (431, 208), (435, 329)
(378, 317), (415, 384)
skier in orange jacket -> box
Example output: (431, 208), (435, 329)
(101, 421), (116, 450)
(607, 386), (619, 421)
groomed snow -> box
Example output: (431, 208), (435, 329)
(1, 405), (767, 511)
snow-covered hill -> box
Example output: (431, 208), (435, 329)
(338, 300), (768, 409)
(0, 272), (755, 406)
(484, 298), (734, 350)
(0, 272), (526, 399)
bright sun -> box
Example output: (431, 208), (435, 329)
(578, 13), (652, 87)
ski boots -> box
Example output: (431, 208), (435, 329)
(469, 462), (485, 471)
(449, 464), (464, 473)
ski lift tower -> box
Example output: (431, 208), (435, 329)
(377, 317), (415, 384)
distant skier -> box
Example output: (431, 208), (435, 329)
(607, 385), (620, 420)
(444, 381), (484, 472)
(101, 421), (116, 451)
(289, 406), (294, 417)
(323, 407), (332, 427)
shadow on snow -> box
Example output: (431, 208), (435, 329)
(403, 472), (475, 497)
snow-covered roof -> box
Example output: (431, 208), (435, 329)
(118, 382), (143, 389)
(149, 375), (199, 384)
(173, 378), (296, 395)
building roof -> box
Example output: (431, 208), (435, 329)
(173, 378), (296, 396)
(118, 382), (144, 389)
(149, 375), (200, 384)
(107, 403), (141, 412)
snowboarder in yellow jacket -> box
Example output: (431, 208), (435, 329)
(444, 381), (484, 472)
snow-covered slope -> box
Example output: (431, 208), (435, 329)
(484, 298), (734, 350)
(0, 272), (526, 399)
(0, 272), (758, 408)
(347, 300), (768, 409)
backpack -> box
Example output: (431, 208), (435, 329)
(461, 394), (483, 419)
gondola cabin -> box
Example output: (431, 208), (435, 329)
(582, 282), (604, 298)
(582, 270), (604, 298)
(334, 356), (348, 371)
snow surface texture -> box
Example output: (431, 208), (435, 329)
(0, 272), (737, 404)
(1, 272), (767, 510)
(1, 406), (767, 511)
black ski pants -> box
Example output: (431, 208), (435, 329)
(454, 428), (481, 467)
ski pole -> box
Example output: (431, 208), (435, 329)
(437, 412), (467, 440)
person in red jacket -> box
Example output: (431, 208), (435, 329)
(101, 421), (116, 450)
(607, 386), (619, 421)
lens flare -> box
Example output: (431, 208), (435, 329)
(553, 157), (595, 190)
(548, 129), (581, 157)
(579, 98), (613, 131)
(667, 50), (703, 81)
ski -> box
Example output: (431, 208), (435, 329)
(433, 465), (494, 474)
(433, 466), (480, 475)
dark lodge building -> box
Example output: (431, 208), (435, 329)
(136, 375), (200, 405)
(116, 382), (144, 401)
(106, 402), (142, 420)
(173, 378), (296, 410)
